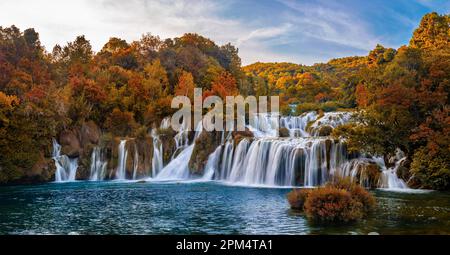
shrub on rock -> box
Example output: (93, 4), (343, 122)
(288, 178), (376, 223)
(287, 188), (311, 210)
(304, 186), (362, 222)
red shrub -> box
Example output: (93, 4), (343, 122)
(289, 177), (376, 223)
(287, 188), (312, 210)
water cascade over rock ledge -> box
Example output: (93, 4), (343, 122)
(51, 111), (411, 190)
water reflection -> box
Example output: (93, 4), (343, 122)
(0, 182), (448, 235)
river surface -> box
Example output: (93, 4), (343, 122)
(0, 181), (448, 234)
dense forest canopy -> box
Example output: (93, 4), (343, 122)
(0, 12), (449, 189)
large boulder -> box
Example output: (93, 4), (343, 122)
(278, 127), (290, 138)
(98, 134), (154, 180)
(158, 128), (177, 164)
(29, 152), (57, 183)
(60, 130), (81, 158)
(189, 131), (222, 175)
(124, 137), (153, 179)
(80, 120), (101, 146)
(232, 129), (254, 144)
(396, 157), (412, 182)
(58, 121), (103, 180)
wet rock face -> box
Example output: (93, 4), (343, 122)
(189, 131), (222, 175)
(59, 121), (102, 159)
(293, 149), (306, 185)
(124, 137), (153, 179)
(158, 128), (177, 164)
(97, 135), (154, 180)
(397, 157), (412, 183)
(30, 152), (56, 182)
(80, 121), (101, 146)
(232, 129), (254, 144)
(105, 137), (121, 179)
(58, 121), (103, 180)
(355, 162), (381, 189)
(60, 130), (81, 158)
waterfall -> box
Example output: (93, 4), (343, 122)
(213, 138), (333, 187)
(309, 112), (353, 136)
(132, 144), (139, 180)
(154, 144), (194, 180)
(160, 117), (171, 129)
(89, 147), (107, 181)
(115, 140), (128, 180)
(377, 156), (409, 189)
(205, 137), (408, 188)
(152, 120), (203, 181)
(54, 110), (408, 190)
(280, 111), (318, 137)
(202, 146), (222, 180)
(52, 139), (78, 182)
(249, 113), (281, 137)
(198, 111), (409, 189)
(151, 129), (163, 177)
(249, 111), (352, 138)
(219, 141), (234, 180)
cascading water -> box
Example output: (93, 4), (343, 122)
(89, 147), (107, 181)
(280, 111), (318, 137)
(115, 140), (128, 180)
(153, 144), (194, 180)
(53, 139), (78, 182)
(309, 112), (353, 136)
(151, 120), (203, 181)
(151, 129), (163, 177)
(132, 144), (139, 180)
(213, 138), (339, 187)
(200, 111), (409, 189)
(61, 110), (409, 190)
(203, 146), (222, 180)
(377, 157), (409, 189)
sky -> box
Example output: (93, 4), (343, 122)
(0, 0), (448, 65)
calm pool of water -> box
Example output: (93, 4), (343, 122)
(0, 181), (448, 234)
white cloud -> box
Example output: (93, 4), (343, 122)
(236, 23), (293, 46)
(0, 0), (384, 65)
(0, 0), (285, 64)
(277, 0), (380, 51)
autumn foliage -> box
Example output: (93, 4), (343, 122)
(288, 178), (376, 223)
(0, 12), (449, 188)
